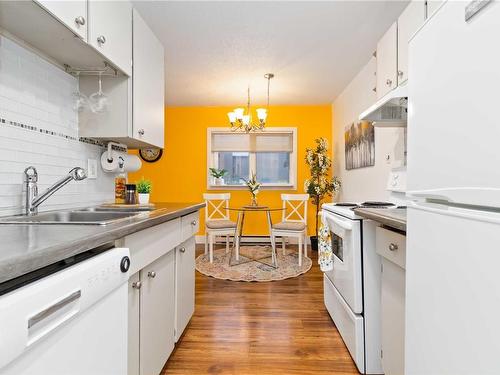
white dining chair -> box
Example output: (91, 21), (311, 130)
(270, 194), (309, 266)
(203, 193), (236, 263)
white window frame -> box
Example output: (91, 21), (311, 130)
(207, 127), (297, 190)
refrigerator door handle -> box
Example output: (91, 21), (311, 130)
(407, 187), (500, 209)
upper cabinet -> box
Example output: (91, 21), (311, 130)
(0, 0), (132, 76)
(88, 0), (132, 76)
(79, 8), (165, 149)
(35, 0), (87, 41)
(375, 0), (426, 99)
(132, 9), (165, 148)
(376, 22), (397, 99)
(397, 1), (426, 84)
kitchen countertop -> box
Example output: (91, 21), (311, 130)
(0, 202), (205, 285)
(354, 207), (407, 232)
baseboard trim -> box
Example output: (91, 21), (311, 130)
(195, 235), (311, 245)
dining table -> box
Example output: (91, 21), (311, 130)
(226, 205), (285, 269)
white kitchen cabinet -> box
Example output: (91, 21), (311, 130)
(79, 7), (165, 149)
(88, 0), (132, 76)
(376, 22), (397, 99)
(128, 272), (141, 375)
(35, 0), (87, 40)
(140, 250), (176, 375)
(376, 227), (406, 375)
(132, 8), (165, 148)
(175, 237), (196, 342)
(397, 1), (426, 84)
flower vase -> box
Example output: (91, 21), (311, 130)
(250, 195), (258, 207)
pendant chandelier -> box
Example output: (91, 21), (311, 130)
(228, 73), (274, 132)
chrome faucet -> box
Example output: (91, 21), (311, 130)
(24, 166), (87, 215)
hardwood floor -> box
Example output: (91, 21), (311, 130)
(162, 244), (359, 375)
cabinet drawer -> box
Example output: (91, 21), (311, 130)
(125, 219), (181, 274)
(376, 227), (406, 269)
(181, 212), (200, 242)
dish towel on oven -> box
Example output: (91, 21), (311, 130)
(318, 211), (333, 272)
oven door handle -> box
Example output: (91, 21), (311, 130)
(325, 214), (353, 231)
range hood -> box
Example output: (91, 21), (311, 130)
(359, 83), (408, 127)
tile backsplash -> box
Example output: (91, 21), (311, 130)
(0, 35), (114, 216)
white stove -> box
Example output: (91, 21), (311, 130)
(321, 168), (407, 374)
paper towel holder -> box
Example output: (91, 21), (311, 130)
(106, 142), (127, 162)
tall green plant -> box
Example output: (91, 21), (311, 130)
(304, 138), (341, 237)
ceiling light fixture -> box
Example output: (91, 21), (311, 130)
(228, 73), (274, 132)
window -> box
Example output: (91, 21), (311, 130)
(208, 128), (297, 188)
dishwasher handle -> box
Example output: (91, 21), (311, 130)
(28, 290), (81, 329)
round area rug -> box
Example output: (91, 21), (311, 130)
(195, 245), (312, 282)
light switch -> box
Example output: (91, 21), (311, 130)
(87, 159), (97, 179)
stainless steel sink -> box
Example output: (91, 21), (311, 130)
(0, 210), (142, 225)
(79, 206), (156, 213)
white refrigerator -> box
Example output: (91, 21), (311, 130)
(406, 1), (500, 374)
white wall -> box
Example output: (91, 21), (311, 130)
(0, 35), (114, 216)
(332, 56), (406, 202)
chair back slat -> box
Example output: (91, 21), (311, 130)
(281, 194), (309, 223)
(203, 193), (231, 221)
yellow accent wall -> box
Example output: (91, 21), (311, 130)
(129, 105), (332, 236)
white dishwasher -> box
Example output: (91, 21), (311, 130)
(0, 246), (131, 375)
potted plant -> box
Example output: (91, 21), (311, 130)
(209, 168), (228, 185)
(136, 178), (152, 205)
(241, 172), (261, 206)
(304, 138), (341, 251)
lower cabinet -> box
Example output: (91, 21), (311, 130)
(125, 212), (200, 375)
(380, 258), (406, 375)
(376, 227), (406, 375)
(140, 250), (176, 375)
(175, 237), (196, 341)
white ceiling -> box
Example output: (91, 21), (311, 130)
(132, 1), (409, 106)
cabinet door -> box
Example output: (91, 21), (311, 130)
(381, 258), (405, 375)
(128, 272), (141, 375)
(140, 250), (175, 375)
(132, 9), (165, 148)
(397, 1), (425, 84)
(175, 237), (196, 341)
(35, 0), (87, 40)
(88, 0), (132, 76)
(376, 22), (397, 99)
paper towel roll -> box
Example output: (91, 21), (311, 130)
(101, 150), (142, 173)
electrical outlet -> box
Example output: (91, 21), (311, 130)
(87, 159), (97, 179)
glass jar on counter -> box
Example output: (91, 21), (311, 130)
(125, 184), (137, 205)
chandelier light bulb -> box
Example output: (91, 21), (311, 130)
(234, 108), (245, 120)
(242, 115), (250, 125)
(227, 111), (236, 123)
(256, 108), (267, 122)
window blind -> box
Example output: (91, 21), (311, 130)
(211, 132), (293, 152)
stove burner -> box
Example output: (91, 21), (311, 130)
(335, 203), (359, 207)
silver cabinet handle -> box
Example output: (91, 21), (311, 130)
(138, 129), (145, 136)
(132, 281), (142, 289)
(97, 35), (106, 44)
(191, 220), (197, 226)
(389, 243), (399, 251)
(147, 271), (156, 278)
(386, 79), (393, 86)
(179, 247), (186, 253)
(75, 16), (85, 26)
(398, 70), (404, 78)
(28, 290), (81, 328)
